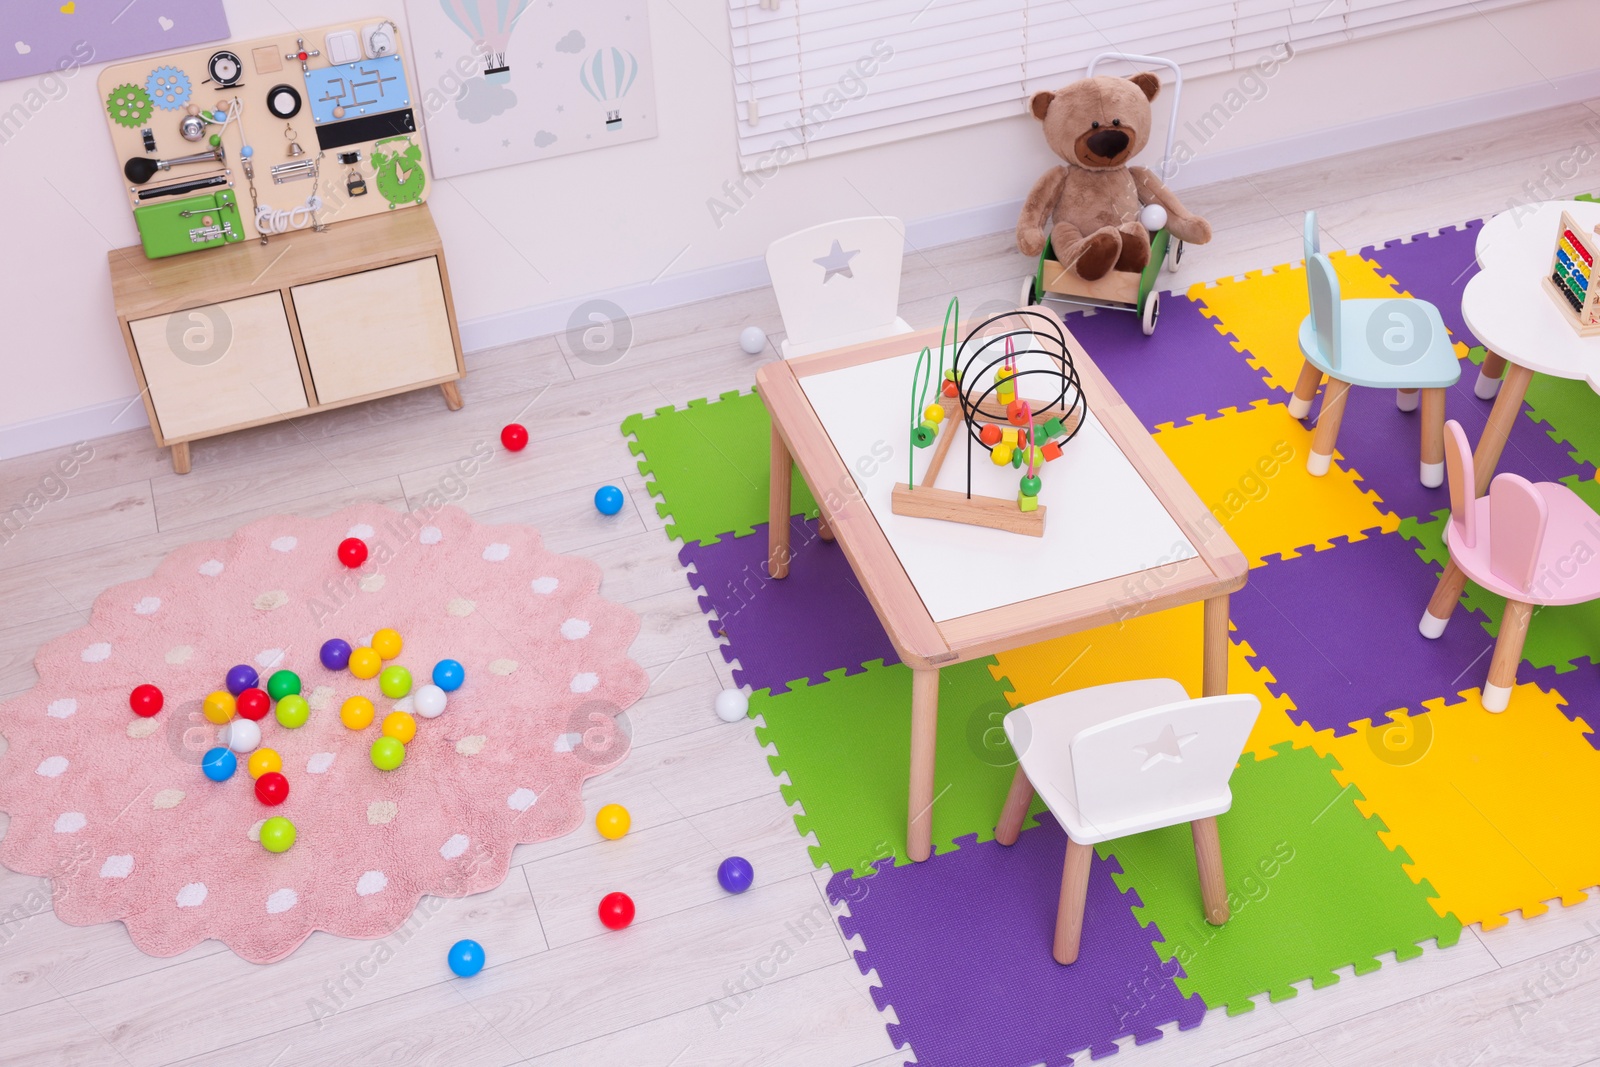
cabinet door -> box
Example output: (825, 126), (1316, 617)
(129, 292), (308, 441)
(291, 257), (458, 405)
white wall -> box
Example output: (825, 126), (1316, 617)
(0, 0), (1596, 453)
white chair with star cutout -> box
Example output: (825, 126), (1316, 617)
(766, 216), (915, 358)
(994, 679), (1261, 964)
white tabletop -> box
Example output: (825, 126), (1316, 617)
(1462, 201), (1600, 388)
(800, 346), (1198, 623)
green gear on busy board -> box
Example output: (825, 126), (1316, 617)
(106, 83), (153, 128)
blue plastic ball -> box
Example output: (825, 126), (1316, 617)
(594, 485), (625, 516)
(202, 747), (238, 782)
(448, 939), (485, 977)
(320, 638), (352, 671)
(432, 658), (465, 692)
(225, 664), (258, 695)
(717, 856), (755, 894)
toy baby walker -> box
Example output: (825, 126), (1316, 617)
(1017, 53), (1211, 335)
(891, 299), (1086, 537)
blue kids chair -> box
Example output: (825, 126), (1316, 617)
(1288, 211), (1460, 487)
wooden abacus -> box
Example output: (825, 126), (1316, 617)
(1544, 210), (1600, 336)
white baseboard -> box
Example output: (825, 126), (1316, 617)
(8, 66), (1600, 463)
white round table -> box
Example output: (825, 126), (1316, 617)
(1460, 200), (1600, 492)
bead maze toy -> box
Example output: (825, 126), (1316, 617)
(891, 300), (1087, 537)
(1545, 210), (1600, 336)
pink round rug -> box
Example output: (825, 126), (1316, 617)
(0, 503), (647, 962)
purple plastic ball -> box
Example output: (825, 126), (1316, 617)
(224, 664), (258, 696)
(717, 856), (754, 894)
(320, 638), (353, 671)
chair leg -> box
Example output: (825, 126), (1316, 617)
(1484, 600), (1533, 712)
(1419, 387), (1446, 488)
(1396, 388), (1420, 413)
(996, 766), (1033, 846)
(1288, 360), (1323, 420)
(1192, 816), (1230, 926)
(1053, 839), (1095, 965)
(1308, 378), (1351, 476)
(1420, 560), (1467, 638)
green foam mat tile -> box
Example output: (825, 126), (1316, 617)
(750, 657), (1038, 874)
(620, 389), (819, 545)
(1105, 744), (1461, 1015)
(1525, 370), (1600, 471)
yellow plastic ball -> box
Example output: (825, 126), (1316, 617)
(247, 748), (282, 780)
(340, 695), (375, 730)
(349, 647), (381, 679)
(381, 711), (417, 745)
(371, 628), (403, 660)
(202, 690), (236, 724)
(923, 403), (945, 424)
(595, 803), (631, 840)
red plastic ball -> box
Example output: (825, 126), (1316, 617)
(598, 891), (635, 930)
(129, 684), (164, 718)
(337, 537), (368, 568)
(236, 688), (271, 721)
(255, 771), (290, 806)
(500, 423), (529, 452)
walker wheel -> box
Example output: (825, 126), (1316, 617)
(1167, 239), (1185, 272)
(1141, 290), (1161, 336)
(1020, 274), (1038, 307)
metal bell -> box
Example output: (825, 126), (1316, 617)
(286, 140), (305, 158)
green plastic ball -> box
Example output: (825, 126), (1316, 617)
(260, 816), (296, 853)
(267, 670), (301, 701)
(379, 665), (413, 699)
(371, 735), (406, 771)
(275, 694), (309, 729)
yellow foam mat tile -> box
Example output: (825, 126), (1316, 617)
(1188, 252), (1405, 393)
(1324, 683), (1600, 928)
(1153, 399), (1399, 567)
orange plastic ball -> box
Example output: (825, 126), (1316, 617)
(340, 695), (375, 730)
(381, 711), (417, 745)
(349, 647), (381, 679)
(202, 690), (236, 725)
(247, 748), (282, 780)
(372, 628), (403, 660)
(595, 803), (631, 840)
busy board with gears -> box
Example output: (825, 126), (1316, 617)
(96, 18), (431, 257)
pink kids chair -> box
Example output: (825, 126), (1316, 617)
(1419, 420), (1600, 711)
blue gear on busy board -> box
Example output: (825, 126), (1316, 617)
(145, 66), (193, 111)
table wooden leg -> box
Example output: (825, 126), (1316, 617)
(1477, 349), (1508, 400)
(439, 381), (464, 410)
(769, 425), (793, 580)
(817, 513), (835, 542)
(908, 667), (939, 862)
(1420, 387), (1446, 488)
(1053, 839), (1095, 965)
(1471, 362), (1534, 496)
(1192, 816), (1230, 925)
(170, 441), (191, 475)
(996, 765), (1033, 846)
(1202, 594), (1230, 698)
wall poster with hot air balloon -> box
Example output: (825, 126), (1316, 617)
(403, 0), (657, 178)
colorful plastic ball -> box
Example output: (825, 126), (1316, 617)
(274, 694), (310, 729)
(717, 856), (755, 894)
(340, 695), (375, 730)
(236, 688), (270, 721)
(447, 939), (485, 977)
(372, 628), (403, 660)
(129, 684), (164, 718)
(255, 771), (290, 806)
(225, 664), (259, 695)
(260, 816), (296, 853)
(596, 803), (631, 840)
(381, 711), (417, 745)
(594, 485), (625, 516)
(739, 325), (767, 355)
(714, 688), (749, 723)
(432, 659), (465, 692)
(267, 670), (301, 701)
(349, 647), (382, 679)
(247, 748), (282, 780)
(201, 747), (237, 782)
(370, 736), (407, 771)
(320, 638), (352, 671)
(379, 665), (413, 699)
(220, 718), (261, 754)
(598, 891), (635, 930)
(413, 684), (448, 719)
(337, 537), (369, 568)
(500, 423), (529, 451)
(202, 690), (236, 725)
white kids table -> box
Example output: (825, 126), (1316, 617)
(755, 308), (1247, 862)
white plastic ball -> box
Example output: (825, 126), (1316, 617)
(739, 326), (767, 355)
(714, 688), (749, 723)
(1139, 204), (1168, 232)
(413, 684), (448, 719)
(220, 718), (261, 753)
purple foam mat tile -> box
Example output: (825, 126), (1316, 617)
(1523, 661), (1600, 749)
(1062, 296), (1284, 432)
(678, 516), (898, 695)
(1361, 222), (1484, 350)
(827, 819), (1205, 1067)
(1231, 529), (1498, 736)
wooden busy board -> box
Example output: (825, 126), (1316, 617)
(97, 17), (429, 245)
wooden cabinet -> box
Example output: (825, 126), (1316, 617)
(110, 205), (465, 473)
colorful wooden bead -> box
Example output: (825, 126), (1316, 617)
(923, 404), (945, 424)
(1020, 475), (1042, 497)
(1018, 491), (1040, 512)
(1010, 447), (1024, 469)
(911, 424), (935, 448)
(1042, 441), (1063, 461)
(991, 443), (1014, 465)
(979, 424), (1002, 446)
(1043, 417), (1065, 439)
(942, 380), (958, 398)
(1006, 401), (1029, 426)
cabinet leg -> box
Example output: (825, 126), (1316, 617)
(440, 381), (464, 411)
(170, 441), (191, 475)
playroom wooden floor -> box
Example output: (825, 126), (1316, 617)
(6, 99), (1600, 1067)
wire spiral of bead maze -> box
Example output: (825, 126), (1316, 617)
(891, 298), (1087, 537)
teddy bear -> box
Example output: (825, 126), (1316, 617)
(1016, 73), (1211, 282)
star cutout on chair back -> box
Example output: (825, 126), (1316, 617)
(1135, 723), (1198, 771)
(814, 239), (860, 283)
